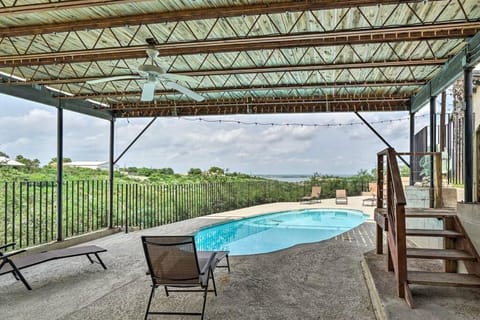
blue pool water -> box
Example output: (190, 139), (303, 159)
(195, 209), (367, 255)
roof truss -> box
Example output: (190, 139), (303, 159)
(0, 0), (478, 118)
(0, 0), (442, 36)
(2, 57), (445, 85)
(0, 0), (134, 15)
(2, 22), (477, 67)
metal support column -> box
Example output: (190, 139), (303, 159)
(440, 91), (447, 151)
(108, 119), (115, 229)
(430, 96), (436, 195)
(464, 67), (474, 203)
(114, 117), (157, 165)
(56, 107), (64, 241)
(409, 112), (415, 186)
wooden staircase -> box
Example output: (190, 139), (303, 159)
(375, 207), (480, 307)
(374, 148), (480, 308)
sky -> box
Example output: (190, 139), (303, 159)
(0, 93), (435, 175)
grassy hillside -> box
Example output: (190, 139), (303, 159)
(0, 165), (265, 184)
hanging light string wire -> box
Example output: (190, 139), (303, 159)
(180, 113), (430, 128)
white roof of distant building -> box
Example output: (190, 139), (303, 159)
(0, 156), (25, 166)
(64, 161), (108, 167)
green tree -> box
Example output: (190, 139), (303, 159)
(188, 168), (202, 175)
(0, 151), (9, 158)
(125, 167), (138, 174)
(356, 169), (374, 181)
(137, 167), (155, 177)
(399, 165), (410, 177)
(158, 168), (174, 175)
(309, 172), (321, 185)
(15, 155), (40, 170)
(208, 166), (224, 175)
(48, 157), (72, 166)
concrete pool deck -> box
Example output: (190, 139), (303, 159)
(1, 197), (479, 319)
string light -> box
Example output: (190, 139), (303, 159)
(180, 113), (430, 128)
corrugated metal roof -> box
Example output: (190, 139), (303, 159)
(0, 0), (479, 117)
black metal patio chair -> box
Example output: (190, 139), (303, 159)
(141, 235), (230, 320)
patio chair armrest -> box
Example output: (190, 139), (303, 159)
(0, 249), (26, 260)
(199, 253), (217, 275)
(0, 242), (16, 251)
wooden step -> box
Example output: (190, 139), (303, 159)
(375, 207), (457, 219)
(406, 229), (463, 237)
(408, 271), (480, 287)
(407, 248), (476, 260)
(405, 208), (457, 218)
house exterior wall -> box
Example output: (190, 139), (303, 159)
(63, 161), (109, 170)
(473, 74), (480, 201)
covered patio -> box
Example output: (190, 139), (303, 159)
(1, 1), (480, 319)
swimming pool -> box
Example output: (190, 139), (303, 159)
(195, 209), (367, 255)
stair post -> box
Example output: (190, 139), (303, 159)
(434, 152), (442, 208)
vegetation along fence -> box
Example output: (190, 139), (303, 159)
(1, 178), (371, 250)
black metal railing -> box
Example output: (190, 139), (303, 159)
(1, 178), (371, 250)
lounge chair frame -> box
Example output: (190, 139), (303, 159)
(362, 183), (377, 206)
(335, 189), (348, 204)
(0, 242), (107, 290)
(301, 186), (321, 203)
(141, 236), (230, 320)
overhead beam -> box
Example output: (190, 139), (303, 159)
(106, 95), (410, 111)
(0, 0), (134, 16)
(1, 22), (477, 67)
(1, 0), (440, 36)
(411, 31), (480, 113)
(58, 80), (423, 100)
(113, 100), (409, 118)
(0, 75), (113, 120)
(466, 30), (480, 68)
(3, 59), (445, 86)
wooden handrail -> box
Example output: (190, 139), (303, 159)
(377, 147), (408, 301)
(386, 150), (406, 205)
(376, 148), (444, 306)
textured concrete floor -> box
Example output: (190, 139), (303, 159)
(0, 198), (377, 320)
(3, 198), (479, 319)
(363, 245), (480, 320)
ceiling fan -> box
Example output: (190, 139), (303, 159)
(86, 48), (204, 102)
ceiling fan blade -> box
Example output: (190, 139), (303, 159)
(159, 73), (199, 84)
(165, 81), (205, 102)
(87, 75), (142, 84)
(141, 81), (156, 101)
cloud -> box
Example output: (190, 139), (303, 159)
(0, 94), (413, 174)
(0, 109), (55, 137)
(0, 137), (31, 151)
